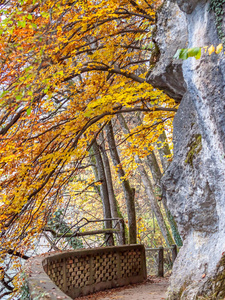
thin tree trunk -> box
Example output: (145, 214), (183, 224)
(117, 114), (174, 246)
(160, 197), (183, 246)
(145, 151), (182, 245)
(89, 147), (101, 197)
(146, 151), (162, 186)
(135, 157), (174, 246)
(157, 130), (172, 170)
(99, 132), (125, 245)
(136, 115), (183, 246)
(91, 141), (114, 246)
(106, 120), (137, 244)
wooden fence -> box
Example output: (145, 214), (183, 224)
(145, 244), (178, 277)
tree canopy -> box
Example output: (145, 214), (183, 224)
(0, 0), (178, 296)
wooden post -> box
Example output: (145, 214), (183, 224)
(158, 246), (164, 277)
(120, 218), (126, 245)
(105, 231), (114, 246)
(172, 244), (178, 264)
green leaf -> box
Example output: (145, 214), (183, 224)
(31, 23), (37, 29)
(24, 66), (33, 73)
(1, 90), (9, 97)
(18, 20), (26, 28)
(174, 47), (202, 60)
(26, 107), (31, 116)
(174, 49), (182, 59)
(179, 49), (189, 60)
(41, 12), (49, 18)
(194, 48), (202, 59)
(27, 14), (33, 20)
(142, 42), (154, 50)
(21, 20), (26, 27)
(9, 26), (15, 34)
(16, 95), (22, 100)
(187, 47), (201, 59)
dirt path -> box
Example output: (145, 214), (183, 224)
(76, 277), (169, 300)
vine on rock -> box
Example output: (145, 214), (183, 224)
(210, 0), (225, 46)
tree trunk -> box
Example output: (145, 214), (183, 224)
(117, 114), (174, 246)
(146, 151), (162, 186)
(89, 147), (101, 197)
(161, 197), (183, 246)
(157, 130), (172, 171)
(99, 132), (125, 245)
(145, 151), (182, 246)
(135, 157), (174, 246)
(91, 141), (114, 246)
(136, 115), (183, 247)
(105, 120), (137, 244)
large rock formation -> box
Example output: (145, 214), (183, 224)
(148, 0), (225, 298)
(147, 1), (187, 101)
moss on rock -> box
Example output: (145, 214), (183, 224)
(185, 134), (202, 167)
(197, 254), (225, 299)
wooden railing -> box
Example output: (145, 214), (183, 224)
(145, 245), (178, 277)
(44, 218), (126, 248)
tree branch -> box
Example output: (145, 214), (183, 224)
(128, 0), (149, 15)
(115, 9), (154, 21)
(44, 227), (119, 237)
(6, 249), (30, 260)
(64, 63), (146, 83)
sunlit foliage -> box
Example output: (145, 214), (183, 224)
(0, 0), (177, 296)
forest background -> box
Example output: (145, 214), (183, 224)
(0, 0), (181, 298)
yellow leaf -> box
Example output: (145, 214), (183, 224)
(208, 45), (215, 55)
(203, 46), (208, 53)
(216, 43), (223, 54)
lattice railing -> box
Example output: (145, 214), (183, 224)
(26, 245), (146, 300)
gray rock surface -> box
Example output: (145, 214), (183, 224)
(174, 0), (203, 14)
(146, 1), (187, 101)
(150, 0), (225, 298)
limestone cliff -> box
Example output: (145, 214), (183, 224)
(148, 0), (225, 298)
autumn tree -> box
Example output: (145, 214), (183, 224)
(0, 0), (178, 296)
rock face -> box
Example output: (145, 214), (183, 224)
(174, 0), (203, 14)
(150, 0), (225, 298)
(146, 1), (187, 101)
